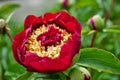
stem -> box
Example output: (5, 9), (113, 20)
(0, 23), (13, 42)
(90, 32), (97, 47)
(67, 77), (71, 80)
(6, 31), (13, 42)
(113, 13), (120, 24)
(118, 54), (120, 60)
(104, 0), (115, 23)
(101, 0), (106, 17)
(1, 64), (5, 80)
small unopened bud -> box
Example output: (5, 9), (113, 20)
(0, 19), (9, 34)
(69, 67), (91, 80)
(62, 0), (68, 8)
(0, 19), (6, 28)
(59, 0), (75, 9)
(80, 67), (91, 80)
(88, 15), (104, 31)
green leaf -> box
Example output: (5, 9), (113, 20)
(103, 29), (120, 34)
(58, 72), (67, 80)
(108, 25), (120, 29)
(78, 48), (120, 74)
(87, 30), (96, 35)
(0, 3), (20, 17)
(103, 25), (120, 34)
(34, 73), (60, 80)
(6, 12), (14, 23)
(73, 52), (80, 64)
(75, 0), (97, 8)
(6, 63), (25, 74)
(81, 29), (89, 35)
(16, 71), (33, 80)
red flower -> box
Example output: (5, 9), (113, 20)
(12, 11), (82, 73)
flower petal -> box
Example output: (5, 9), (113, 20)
(24, 15), (37, 29)
(55, 11), (82, 33)
(23, 52), (41, 71)
(12, 31), (25, 64)
(69, 16), (82, 33)
(23, 51), (72, 72)
(28, 57), (71, 73)
(12, 28), (32, 64)
(72, 32), (81, 56)
(43, 12), (61, 24)
(32, 16), (43, 29)
(64, 22), (75, 33)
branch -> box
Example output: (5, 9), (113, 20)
(104, 0), (115, 23)
(6, 31), (13, 42)
(90, 32), (97, 47)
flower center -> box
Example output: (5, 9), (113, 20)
(37, 26), (63, 47)
(25, 24), (71, 59)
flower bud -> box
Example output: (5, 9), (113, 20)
(0, 19), (6, 28)
(69, 67), (91, 80)
(0, 19), (9, 34)
(62, 0), (68, 8)
(88, 15), (104, 31)
(59, 0), (75, 9)
(80, 67), (91, 80)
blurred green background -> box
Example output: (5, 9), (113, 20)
(0, 0), (120, 80)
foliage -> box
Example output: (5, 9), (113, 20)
(0, 3), (20, 18)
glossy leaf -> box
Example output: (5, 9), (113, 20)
(78, 48), (120, 74)
(6, 63), (25, 74)
(103, 29), (120, 34)
(0, 3), (20, 17)
(75, 0), (97, 8)
(34, 73), (61, 80)
(6, 12), (14, 23)
(16, 71), (33, 80)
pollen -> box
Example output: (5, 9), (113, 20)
(25, 24), (71, 59)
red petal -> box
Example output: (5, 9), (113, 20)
(60, 38), (74, 58)
(12, 28), (31, 65)
(57, 11), (70, 23)
(12, 31), (25, 64)
(32, 16), (43, 29)
(28, 57), (71, 73)
(23, 51), (71, 72)
(55, 11), (82, 33)
(24, 15), (36, 29)
(64, 22), (75, 33)
(71, 32), (81, 56)
(23, 52), (41, 71)
(43, 12), (61, 24)
(69, 16), (82, 33)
